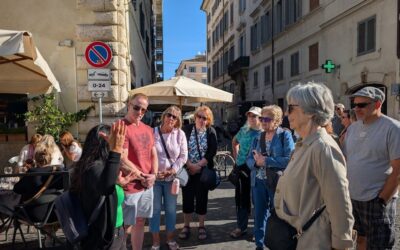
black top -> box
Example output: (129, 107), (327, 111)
(79, 151), (121, 250)
(13, 166), (64, 201)
(183, 124), (218, 169)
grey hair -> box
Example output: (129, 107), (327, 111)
(286, 82), (334, 126)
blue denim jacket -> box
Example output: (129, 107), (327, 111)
(246, 127), (295, 187)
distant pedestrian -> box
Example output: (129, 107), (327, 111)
(246, 105), (294, 250)
(274, 82), (354, 249)
(338, 109), (356, 147)
(332, 103), (345, 135)
(150, 106), (188, 250)
(229, 107), (262, 239)
(179, 105), (217, 241)
(344, 86), (400, 249)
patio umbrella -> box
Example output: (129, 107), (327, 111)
(129, 76), (233, 107)
(0, 29), (61, 94)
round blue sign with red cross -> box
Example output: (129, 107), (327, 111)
(85, 41), (112, 68)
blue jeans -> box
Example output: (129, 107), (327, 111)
(252, 178), (271, 248)
(149, 181), (177, 233)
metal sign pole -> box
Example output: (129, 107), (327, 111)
(99, 97), (103, 124)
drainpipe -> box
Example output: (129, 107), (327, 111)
(271, 0), (275, 102)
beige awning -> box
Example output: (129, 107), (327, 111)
(0, 29), (61, 94)
(130, 76), (233, 106)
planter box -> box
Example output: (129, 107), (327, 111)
(7, 134), (27, 142)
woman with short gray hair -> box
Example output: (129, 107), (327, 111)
(270, 82), (354, 249)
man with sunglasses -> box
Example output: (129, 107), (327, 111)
(344, 87), (400, 250)
(120, 93), (159, 250)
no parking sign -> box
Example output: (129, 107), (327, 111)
(85, 41), (112, 68)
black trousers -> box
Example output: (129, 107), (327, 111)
(182, 173), (209, 215)
(234, 164), (251, 213)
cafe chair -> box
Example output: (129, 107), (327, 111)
(11, 191), (63, 248)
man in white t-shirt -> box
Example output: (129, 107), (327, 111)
(344, 87), (400, 250)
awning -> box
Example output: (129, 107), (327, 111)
(0, 29), (61, 94)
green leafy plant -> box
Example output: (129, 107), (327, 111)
(24, 93), (94, 140)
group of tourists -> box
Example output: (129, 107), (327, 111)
(10, 82), (399, 250)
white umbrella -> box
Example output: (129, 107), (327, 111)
(130, 76), (233, 107)
(0, 29), (61, 94)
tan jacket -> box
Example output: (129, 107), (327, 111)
(274, 128), (354, 250)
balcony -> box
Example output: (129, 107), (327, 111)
(228, 56), (249, 78)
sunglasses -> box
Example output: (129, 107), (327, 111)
(351, 102), (373, 109)
(166, 113), (178, 120)
(131, 104), (147, 114)
(196, 114), (208, 121)
(259, 117), (273, 123)
(341, 116), (349, 119)
(287, 104), (299, 114)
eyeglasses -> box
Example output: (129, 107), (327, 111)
(341, 116), (349, 119)
(287, 104), (299, 114)
(166, 113), (178, 120)
(131, 104), (147, 114)
(196, 114), (208, 121)
(351, 102), (373, 109)
(259, 117), (273, 123)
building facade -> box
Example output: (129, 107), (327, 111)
(201, 0), (400, 129)
(0, 0), (163, 141)
(175, 54), (207, 84)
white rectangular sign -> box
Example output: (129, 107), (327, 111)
(88, 80), (111, 91)
(88, 69), (111, 80)
(92, 91), (109, 98)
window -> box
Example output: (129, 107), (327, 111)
(239, 0), (246, 14)
(285, 0), (302, 26)
(308, 43), (319, 71)
(253, 71), (259, 88)
(275, 0), (284, 34)
(139, 3), (145, 38)
(230, 3), (234, 25)
(358, 16), (376, 55)
(250, 22), (259, 51)
(290, 52), (299, 76)
(239, 34), (246, 56)
(229, 45), (235, 63)
(223, 51), (229, 73)
(277, 59), (284, 81)
(310, 0), (319, 12)
(207, 37), (210, 52)
(224, 11), (229, 32)
(189, 66), (196, 73)
(202, 67), (207, 73)
(207, 67), (211, 83)
(264, 66), (271, 85)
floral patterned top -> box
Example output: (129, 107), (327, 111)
(188, 127), (208, 164)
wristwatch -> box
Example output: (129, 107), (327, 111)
(376, 197), (386, 206)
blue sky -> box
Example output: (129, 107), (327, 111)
(163, 0), (206, 80)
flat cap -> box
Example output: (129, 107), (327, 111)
(351, 87), (385, 103)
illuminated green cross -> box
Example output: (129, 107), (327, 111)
(321, 60), (336, 73)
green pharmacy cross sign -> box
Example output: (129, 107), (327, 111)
(321, 59), (336, 73)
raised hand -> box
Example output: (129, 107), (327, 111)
(99, 120), (126, 154)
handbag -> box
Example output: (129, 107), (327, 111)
(54, 191), (105, 244)
(157, 127), (188, 187)
(265, 206), (326, 250)
(194, 127), (220, 190)
(227, 165), (240, 186)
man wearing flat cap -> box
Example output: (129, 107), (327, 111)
(344, 86), (400, 249)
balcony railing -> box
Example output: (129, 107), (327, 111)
(228, 56), (249, 77)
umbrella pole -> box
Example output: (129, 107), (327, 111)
(179, 97), (182, 110)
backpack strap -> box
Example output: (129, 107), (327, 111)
(87, 196), (105, 226)
(23, 166), (57, 204)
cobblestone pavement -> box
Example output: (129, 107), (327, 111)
(1, 181), (399, 249)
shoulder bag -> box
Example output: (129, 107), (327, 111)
(260, 131), (284, 192)
(265, 206), (326, 250)
(194, 127), (220, 191)
(158, 127), (188, 187)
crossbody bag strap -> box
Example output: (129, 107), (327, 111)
(87, 196), (106, 226)
(193, 127), (203, 159)
(23, 166), (57, 204)
(302, 205), (326, 231)
(158, 126), (173, 167)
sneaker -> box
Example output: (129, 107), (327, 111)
(167, 241), (180, 250)
(230, 228), (247, 239)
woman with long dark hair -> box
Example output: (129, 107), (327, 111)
(71, 121), (133, 250)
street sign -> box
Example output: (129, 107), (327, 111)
(88, 69), (111, 80)
(92, 91), (108, 98)
(85, 41), (112, 68)
(321, 59), (336, 73)
(88, 80), (111, 91)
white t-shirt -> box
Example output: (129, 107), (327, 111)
(344, 115), (400, 201)
(68, 141), (82, 162)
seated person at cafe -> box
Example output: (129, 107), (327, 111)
(59, 131), (82, 168)
(13, 144), (64, 222)
(17, 133), (42, 170)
